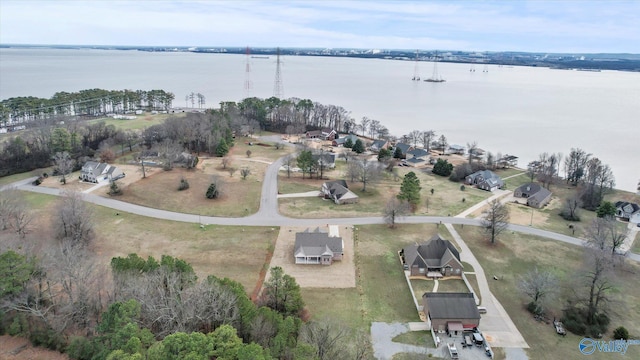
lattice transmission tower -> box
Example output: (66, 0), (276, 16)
(273, 47), (284, 98)
(244, 46), (253, 99)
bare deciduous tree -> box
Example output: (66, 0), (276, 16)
(283, 154), (294, 178)
(482, 199), (509, 244)
(353, 158), (383, 192)
(54, 191), (94, 247)
(53, 151), (74, 185)
(300, 319), (348, 360)
(1, 188), (32, 237)
(586, 217), (626, 257)
(518, 267), (558, 315)
(408, 130), (422, 147)
(422, 130), (436, 153)
(560, 194), (582, 222)
(467, 141), (478, 164)
(383, 198), (410, 228)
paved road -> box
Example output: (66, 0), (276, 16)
(7, 172), (639, 264)
(370, 322), (439, 359)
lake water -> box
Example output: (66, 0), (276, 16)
(1, 48), (638, 192)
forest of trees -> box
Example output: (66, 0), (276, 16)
(1, 89), (176, 125)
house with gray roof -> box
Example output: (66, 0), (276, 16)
(369, 139), (390, 152)
(422, 292), (480, 333)
(514, 182), (552, 208)
(294, 227), (344, 265)
(401, 235), (463, 278)
(321, 180), (359, 204)
(615, 201), (640, 224)
(465, 170), (504, 191)
(448, 144), (465, 155)
(393, 143), (414, 159)
(332, 134), (359, 147)
(312, 152), (336, 169)
(80, 161), (124, 183)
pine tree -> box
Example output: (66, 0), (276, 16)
(397, 171), (422, 210)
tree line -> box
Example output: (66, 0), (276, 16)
(1, 88), (176, 125)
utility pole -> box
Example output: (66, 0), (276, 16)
(244, 46), (253, 99)
(273, 47), (284, 98)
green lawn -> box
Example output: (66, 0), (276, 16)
(232, 136), (294, 162)
(435, 279), (470, 293)
(0, 167), (52, 186)
(278, 163), (494, 218)
(86, 112), (185, 130)
(453, 224), (640, 360)
(392, 330), (435, 347)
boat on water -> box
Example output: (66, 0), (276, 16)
(424, 52), (445, 83)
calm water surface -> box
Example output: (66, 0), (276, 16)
(1, 48), (638, 192)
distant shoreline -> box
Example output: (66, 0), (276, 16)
(2, 44), (639, 72)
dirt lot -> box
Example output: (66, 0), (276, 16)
(267, 225), (356, 288)
(0, 335), (68, 360)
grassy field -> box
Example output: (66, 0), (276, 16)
(505, 183), (636, 240)
(111, 157), (265, 217)
(0, 192), (278, 293)
(86, 112), (185, 130)
(232, 136), (294, 162)
(0, 169), (46, 186)
(277, 160), (494, 218)
(453, 224), (640, 360)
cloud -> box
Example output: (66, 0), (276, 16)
(1, 0), (638, 52)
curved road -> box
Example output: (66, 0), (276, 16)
(4, 153), (639, 263)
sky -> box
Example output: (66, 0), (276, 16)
(1, 0), (639, 53)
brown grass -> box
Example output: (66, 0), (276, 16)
(108, 157), (264, 217)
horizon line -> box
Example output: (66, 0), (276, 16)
(1, 43), (638, 56)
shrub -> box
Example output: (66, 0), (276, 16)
(527, 301), (543, 316)
(67, 336), (99, 360)
(460, 185), (465, 191)
(613, 326), (629, 340)
(563, 307), (609, 337)
(8, 314), (28, 336)
(432, 158), (453, 177)
(206, 183), (219, 199)
(178, 177), (190, 191)
(108, 180), (122, 196)
(29, 328), (66, 351)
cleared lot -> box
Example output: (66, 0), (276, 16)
(267, 225), (356, 288)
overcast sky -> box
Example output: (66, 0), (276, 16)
(1, 0), (638, 53)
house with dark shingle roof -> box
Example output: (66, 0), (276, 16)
(294, 227), (343, 265)
(393, 143), (414, 159)
(465, 170), (504, 191)
(321, 180), (359, 204)
(422, 292), (480, 333)
(401, 235), (463, 278)
(306, 128), (336, 140)
(332, 134), (359, 147)
(615, 201), (640, 224)
(312, 152), (336, 169)
(514, 182), (552, 208)
(369, 139), (390, 152)
(80, 161), (124, 183)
